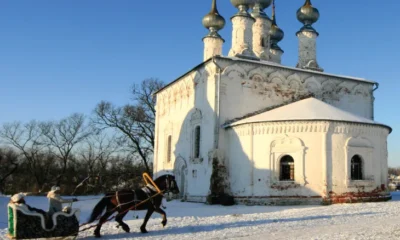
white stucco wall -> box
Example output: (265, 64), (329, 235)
(154, 63), (219, 201)
(227, 122), (328, 199)
(225, 121), (390, 203)
(154, 57), (386, 204)
(330, 123), (390, 195)
(216, 58), (375, 126)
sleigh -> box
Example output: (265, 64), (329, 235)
(7, 203), (80, 240)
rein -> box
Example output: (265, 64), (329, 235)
(78, 190), (165, 233)
(78, 173), (169, 231)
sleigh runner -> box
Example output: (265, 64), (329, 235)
(7, 202), (80, 240)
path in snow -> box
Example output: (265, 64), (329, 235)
(1, 193), (400, 239)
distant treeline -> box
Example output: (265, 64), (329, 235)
(389, 167), (400, 177)
(0, 146), (149, 195)
(0, 79), (163, 195)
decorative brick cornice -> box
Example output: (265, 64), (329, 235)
(219, 62), (372, 105)
(229, 121), (388, 136)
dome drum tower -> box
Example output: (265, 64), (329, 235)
(251, 0), (272, 61)
(228, 0), (258, 59)
(295, 0), (323, 71)
(202, 0), (226, 61)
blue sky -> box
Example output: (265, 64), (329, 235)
(0, 0), (399, 166)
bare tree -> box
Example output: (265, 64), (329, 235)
(40, 113), (92, 185)
(389, 167), (400, 177)
(0, 148), (19, 192)
(0, 121), (53, 192)
(78, 132), (121, 192)
(92, 78), (164, 174)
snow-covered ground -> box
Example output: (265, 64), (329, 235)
(2, 193), (400, 239)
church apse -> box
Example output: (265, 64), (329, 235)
(225, 122), (325, 205)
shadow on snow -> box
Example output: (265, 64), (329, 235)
(79, 212), (378, 239)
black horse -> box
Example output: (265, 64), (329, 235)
(87, 174), (179, 238)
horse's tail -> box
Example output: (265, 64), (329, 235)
(87, 195), (110, 223)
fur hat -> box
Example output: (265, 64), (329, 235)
(50, 186), (60, 192)
(11, 193), (25, 203)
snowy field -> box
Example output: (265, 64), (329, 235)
(2, 193), (400, 239)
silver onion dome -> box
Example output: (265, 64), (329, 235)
(202, 0), (226, 31)
(230, 0), (254, 17)
(297, 0), (320, 26)
(269, 0), (284, 51)
(270, 17), (284, 44)
(251, 0), (272, 19)
(203, 0), (226, 39)
(296, 0), (319, 35)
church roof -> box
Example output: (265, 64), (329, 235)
(223, 56), (375, 84)
(223, 97), (391, 132)
(154, 56), (376, 96)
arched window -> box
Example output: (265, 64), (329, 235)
(194, 126), (201, 158)
(280, 155), (295, 181)
(351, 155), (363, 180)
(167, 135), (172, 163)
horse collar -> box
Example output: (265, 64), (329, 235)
(145, 184), (157, 192)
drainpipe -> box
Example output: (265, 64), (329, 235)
(372, 82), (379, 92)
(322, 122), (332, 202)
(371, 82), (379, 120)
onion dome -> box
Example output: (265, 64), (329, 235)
(251, 0), (272, 19)
(230, 0), (254, 17)
(202, 0), (226, 39)
(269, 0), (284, 51)
(296, 0), (319, 35)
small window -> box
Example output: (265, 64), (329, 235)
(194, 126), (201, 158)
(351, 155), (363, 180)
(167, 135), (172, 163)
(280, 155), (295, 181)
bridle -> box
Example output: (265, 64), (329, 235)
(164, 175), (175, 194)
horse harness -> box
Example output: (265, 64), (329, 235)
(141, 184), (159, 208)
(114, 176), (173, 210)
(115, 190), (139, 210)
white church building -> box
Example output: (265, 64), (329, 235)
(153, 0), (392, 205)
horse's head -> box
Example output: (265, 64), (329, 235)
(155, 174), (180, 194)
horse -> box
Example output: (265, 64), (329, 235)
(87, 174), (179, 238)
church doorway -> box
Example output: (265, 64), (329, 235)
(174, 156), (187, 199)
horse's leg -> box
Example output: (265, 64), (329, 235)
(154, 208), (167, 227)
(115, 210), (130, 233)
(94, 210), (115, 238)
(140, 208), (154, 234)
